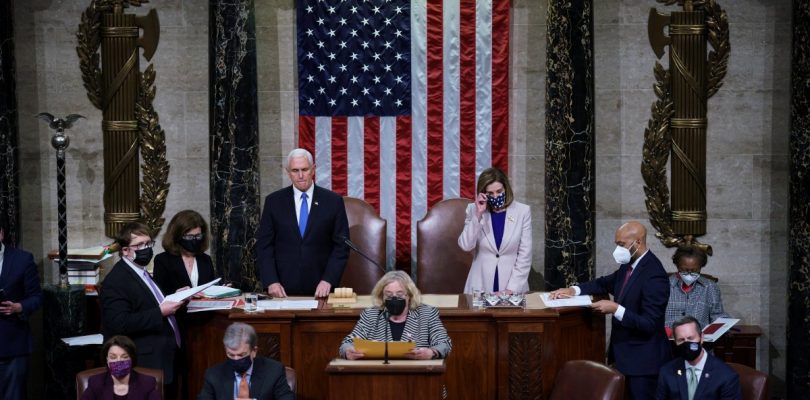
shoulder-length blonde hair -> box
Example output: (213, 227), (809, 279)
(476, 167), (514, 210)
(370, 271), (422, 310)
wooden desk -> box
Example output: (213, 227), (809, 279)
(325, 359), (446, 399)
(183, 295), (605, 400)
(711, 325), (762, 368)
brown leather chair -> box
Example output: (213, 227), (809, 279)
(727, 362), (769, 400)
(341, 197), (387, 294)
(416, 198), (473, 294)
(549, 360), (625, 400)
(285, 366), (297, 393)
(76, 366), (164, 399)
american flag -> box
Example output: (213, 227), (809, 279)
(297, 0), (510, 271)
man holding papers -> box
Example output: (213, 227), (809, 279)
(101, 222), (185, 399)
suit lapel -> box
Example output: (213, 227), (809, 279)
(120, 261), (161, 307)
(675, 364), (689, 400)
(173, 255), (192, 288)
(303, 186), (322, 239)
(617, 253), (647, 303)
(0, 248), (11, 286)
(498, 205), (518, 251)
(401, 308), (419, 343)
(692, 354), (714, 399)
(249, 358), (267, 397)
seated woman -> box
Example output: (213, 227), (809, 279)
(81, 335), (160, 400)
(458, 167), (532, 294)
(153, 210), (219, 295)
(665, 245), (730, 334)
(339, 271), (452, 360)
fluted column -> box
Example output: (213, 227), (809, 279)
(0, 0), (20, 245)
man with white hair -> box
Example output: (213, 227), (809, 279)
(256, 148), (350, 297)
(198, 322), (294, 399)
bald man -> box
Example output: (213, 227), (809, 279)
(550, 221), (671, 400)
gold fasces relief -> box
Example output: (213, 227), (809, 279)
(643, 0), (729, 255)
(77, 0), (169, 238)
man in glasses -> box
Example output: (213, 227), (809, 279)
(101, 222), (185, 399)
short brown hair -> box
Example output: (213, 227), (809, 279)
(672, 246), (708, 268)
(101, 335), (138, 366)
(162, 210), (210, 255)
(115, 222), (153, 253)
(476, 167), (514, 210)
(671, 315), (703, 338)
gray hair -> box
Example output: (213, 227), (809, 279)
(223, 322), (257, 350)
(286, 148), (314, 169)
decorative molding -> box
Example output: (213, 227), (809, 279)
(508, 333), (543, 400)
(259, 333), (281, 361)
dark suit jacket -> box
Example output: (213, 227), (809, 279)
(0, 246), (42, 358)
(655, 353), (741, 400)
(100, 259), (178, 384)
(578, 251), (672, 376)
(81, 370), (160, 400)
(256, 185), (350, 295)
(153, 252), (217, 297)
(197, 356), (294, 400)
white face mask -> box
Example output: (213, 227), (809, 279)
(680, 272), (700, 286)
(612, 242), (637, 265)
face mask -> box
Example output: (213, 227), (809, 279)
(680, 272), (700, 286)
(487, 192), (506, 209)
(676, 341), (702, 362)
(131, 247), (154, 266)
(612, 241), (637, 265)
(179, 238), (203, 254)
(228, 355), (253, 374)
(108, 359), (132, 378)
(384, 297), (407, 315)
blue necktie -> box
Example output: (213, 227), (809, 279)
(299, 193), (309, 237)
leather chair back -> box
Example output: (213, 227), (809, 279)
(416, 198), (473, 294)
(76, 367), (164, 399)
(285, 366), (297, 393)
(549, 360), (625, 400)
(341, 197), (387, 294)
(728, 362), (769, 400)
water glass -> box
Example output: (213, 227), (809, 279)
(244, 292), (258, 312)
(472, 288), (484, 308)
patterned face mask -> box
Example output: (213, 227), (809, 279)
(487, 192), (506, 209)
(108, 359), (132, 378)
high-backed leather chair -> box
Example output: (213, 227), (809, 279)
(728, 362), (769, 400)
(285, 366), (297, 394)
(416, 198), (473, 294)
(549, 360), (625, 400)
(76, 367), (164, 399)
(341, 197), (387, 294)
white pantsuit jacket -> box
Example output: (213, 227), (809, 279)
(458, 201), (532, 294)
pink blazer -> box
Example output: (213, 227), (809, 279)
(458, 201), (532, 294)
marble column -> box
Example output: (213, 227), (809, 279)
(544, 0), (596, 289)
(0, 0), (21, 244)
(209, 0), (262, 291)
(788, 1), (810, 397)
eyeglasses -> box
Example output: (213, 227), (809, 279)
(128, 241), (155, 250)
(181, 234), (203, 241)
(383, 292), (408, 300)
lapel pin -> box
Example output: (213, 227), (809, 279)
(677, 369), (682, 376)
(705, 373), (710, 378)
(508, 216), (515, 222)
(314, 201), (319, 206)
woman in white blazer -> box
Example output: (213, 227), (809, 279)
(458, 168), (532, 294)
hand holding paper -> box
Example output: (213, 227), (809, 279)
(163, 278), (221, 303)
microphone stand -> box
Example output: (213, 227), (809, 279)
(343, 236), (390, 274)
(383, 308), (390, 365)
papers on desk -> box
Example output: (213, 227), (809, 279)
(187, 299), (235, 313)
(163, 278), (220, 303)
(202, 285), (241, 299)
(258, 299), (319, 310)
(61, 333), (103, 346)
(540, 292), (592, 308)
(352, 338), (415, 359)
(702, 318), (740, 342)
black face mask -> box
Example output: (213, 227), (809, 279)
(384, 297), (407, 316)
(132, 247), (154, 266)
(178, 238), (202, 254)
(228, 355), (252, 374)
(677, 341), (702, 362)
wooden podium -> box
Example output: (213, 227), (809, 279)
(325, 359), (446, 399)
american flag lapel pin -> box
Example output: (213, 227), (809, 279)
(677, 369), (682, 376)
(314, 201), (319, 206)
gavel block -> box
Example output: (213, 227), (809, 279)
(327, 287), (358, 305)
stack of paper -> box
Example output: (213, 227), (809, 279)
(61, 334), (104, 346)
(202, 285), (241, 299)
(257, 299), (319, 310)
(187, 299), (236, 313)
(539, 293), (592, 308)
(163, 278), (220, 303)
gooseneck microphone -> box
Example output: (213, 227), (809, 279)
(342, 236), (390, 273)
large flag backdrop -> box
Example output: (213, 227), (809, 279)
(296, 0), (510, 271)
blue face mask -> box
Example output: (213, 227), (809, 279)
(487, 192), (506, 209)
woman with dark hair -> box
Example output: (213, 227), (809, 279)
(81, 335), (160, 400)
(153, 210), (218, 296)
(664, 246), (730, 332)
(458, 167), (532, 294)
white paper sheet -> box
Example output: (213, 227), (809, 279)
(61, 333), (104, 346)
(258, 299), (319, 310)
(540, 292), (592, 307)
(163, 278), (220, 303)
(702, 317), (740, 342)
(201, 285), (241, 298)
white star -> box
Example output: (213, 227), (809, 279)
(361, 17), (370, 26)
(350, 52), (359, 61)
(372, 6), (381, 14)
(316, 17), (325, 25)
(306, 28), (314, 37)
(328, 98), (337, 106)
(373, 98), (381, 107)
(361, 41), (370, 49)
(384, 17), (392, 26)
(306, 5), (313, 13)
(317, 40), (325, 49)
(394, 29), (404, 38)
(306, 52), (315, 60)
(372, 29), (381, 38)
(307, 97), (315, 105)
(372, 52), (381, 61)
(362, 87), (370, 95)
(395, 99), (403, 107)
(383, 41), (392, 50)
(351, 98), (359, 107)
(384, 87), (392, 96)
(383, 64), (392, 72)
(394, 6), (403, 14)
(339, 41), (347, 49)
(328, 29), (337, 37)
(349, 29), (359, 37)
(317, 63), (326, 71)
(327, 6), (336, 14)
(373, 75), (381, 84)
(339, 87), (348, 95)
(318, 87), (326, 95)
(394, 52), (403, 61)
(350, 76), (359, 84)
(361, 64), (370, 72)
(306, 75), (315, 82)
(327, 52), (336, 60)
(394, 75), (403, 84)
(350, 6), (358, 14)
(328, 75), (337, 84)
(338, 64), (347, 72)
(338, 17), (347, 26)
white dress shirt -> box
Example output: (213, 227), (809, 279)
(573, 250), (649, 321)
(293, 184), (315, 223)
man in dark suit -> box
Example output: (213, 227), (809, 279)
(101, 222), (184, 398)
(198, 322), (294, 400)
(656, 316), (741, 399)
(256, 148), (350, 297)
(550, 221), (671, 399)
(0, 220), (42, 400)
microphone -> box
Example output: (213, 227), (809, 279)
(342, 236), (389, 274)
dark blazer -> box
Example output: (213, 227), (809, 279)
(578, 251), (672, 376)
(256, 185), (350, 295)
(100, 259), (177, 384)
(0, 246), (42, 358)
(656, 353), (741, 400)
(197, 356), (294, 400)
(153, 252), (217, 297)
(81, 370), (160, 400)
